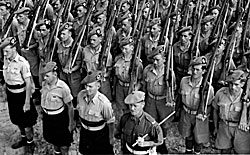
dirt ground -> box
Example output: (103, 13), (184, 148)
(0, 84), (218, 155)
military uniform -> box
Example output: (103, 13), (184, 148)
(115, 91), (163, 155)
(178, 56), (214, 153)
(77, 71), (115, 154)
(56, 22), (82, 99)
(213, 70), (250, 153)
(40, 62), (74, 148)
(2, 37), (37, 151)
(114, 37), (143, 114)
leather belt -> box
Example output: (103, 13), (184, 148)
(6, 83), (26, 93)
(81, 122), (105, 131)
(126, 143), (155, 155)
(118, 80), (130, 87)
(223, 120), (239, 126)
(148, 92), (166, 100)
(183, 105), (197, 115)
(42, 105), (65, 115)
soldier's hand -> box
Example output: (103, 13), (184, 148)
(23, 99), (31, 112)
(165, 101), (175, 107)
(137, 137), (151, 147)
(63, 68), (69, 74)
(109, 136), (116, 145)
(213, 128), (218, 137)
(196, 114), (207, 121)
(238, 123), (249, 132)
(68, 121), (76, 132)
(35, 105), (43, 119)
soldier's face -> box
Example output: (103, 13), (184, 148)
(129, 102), (144, 117)
(44, 71), (57, 84)
(163, 0), (170, 6)
(39, 25), (49, 37)
(122, 44), (133, 54)
(60, 30), (71, 42)
(191, 65), (204, 79)
(96, 14), (106, 25)
(142, 8), (149, 18)
(53, 0), (61, 12)
(90, 35), (102, 48)
(16, 14), (27, 24)
(76, 6), (87, 18)
(229, 80), (243, 95)
(150, 25), (161, 36)
(211, 9), (219, 18)
(3, 45), (15, 60)
(85, 82), (100, 97)
(121, 3), (130, 13)
(121, 20), (131, 32)
(153, 54), (165, 68)
(0, 6), (8, 16)
(202, 22), (213, 32)
(180, 31), (191, 43)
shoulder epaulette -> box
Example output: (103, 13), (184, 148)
(114, 54), (123, 63)
(144, 112), (157, 125)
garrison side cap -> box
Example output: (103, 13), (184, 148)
(81, 70), (102, 84)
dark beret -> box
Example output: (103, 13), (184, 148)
(36, 19), (51, 30)
(122, 0), (133, 5)
(149, 45), (165, 58)
(201, 15), (215, 24)
(119, 37), (134, 47)
(124, 91), (145, 104)
(0, 37), (17, 49)
(40, 61), (57, 74)
(14, 7), (30, 15)
(0, 1), (11, 8)
(208, 5), (220, 12)
(189, 56), (207, 67)
(226, 70), (246, 82)
(93, 9), (106, 17)
(177, 26), (193, 35)
(89, 26), (104, 37)
(81, 71), (102, 84)
(120, 13), (132, 23)
(148, 18), (161, 27)
(59, 22), (73, 32)
(75, 2), (87, 9)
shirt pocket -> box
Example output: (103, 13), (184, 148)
(229, 103), (242, 121)
(49, 93), (63, 108)
(88, 109), (102, 118)
(219, 102), (229, 120)
(181, 91), (190, 105)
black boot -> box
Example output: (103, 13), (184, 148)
(156, 143), (168, 154)
(25, 139), (35, 154)
(11, 136), (27, 149)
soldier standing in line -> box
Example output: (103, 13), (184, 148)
(39, 61), (75, 155)
(115, 91), (164, 155)
(178, 56), (214, 154)
(77, 71), (115, 155)
(142, 45), (176, 154)
(113, 37), (143, 119)
(1, 37), (37, 153)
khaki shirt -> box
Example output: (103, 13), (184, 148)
(212, 87), (243, 122)
(141, 33), (160, 59)
(3, 53), (32, 85)
(11, 19), (30, 46)
(77, 90), (115, 123)
(81, 45), (112, 73)
(180, 76), (214, 110)
(114, 54), (143, 82)
(173, 41), (191, 72)
(41, 79), (73, 110)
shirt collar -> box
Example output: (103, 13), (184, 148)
(91, 91), (101, 105)
(149, 34), (160, 42)
(62, 37), (74, 47)
(187, 76), (203, 88)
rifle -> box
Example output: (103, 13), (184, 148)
(69, 1), (95, 69)
(0, 0), (24, 39)
(219, 8), (244, 84)
(153, 0), (159, 18)
(131, 0), (146, 37)
(180, 0), (191, 27)
(241, 5), (250, 57)
(49, 0), (68, 61)
(192, 0), (201, 32)
(97, 0), (122, 81)
(128, 4), (151, 94)
(38, 0), (50, 20)
(22, 0), (44, 49)
(62, 0), (73, 23)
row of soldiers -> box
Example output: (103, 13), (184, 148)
(1, 0), (250, 154)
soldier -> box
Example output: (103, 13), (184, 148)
(81, 27), (112, 100)
(39, 61), (75, 155)
(178, 56), (214, 154)
(115, 91), (164, 155)
(199, 15), (215, 56)
(173, 26), (192, 88)
(159, 0), (170, 23)
(116, 0), (132, 29)
(142, 45), (175, 154)
(113, 37), (143, 118)
(0, 1), (13, 32)
(141, 18), (162, 67)
(72, 2), (87, 40)
(208, 6), (220, 20)
(1, 37), (37, 153)
(213, 70), (250, 153)
(95, 0), (109, 12)
(56, 22), (82, 107)
(50, 0), (74, 23)
(77, 71), (115, 154)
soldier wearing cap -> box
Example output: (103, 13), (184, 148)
(199, 15), (215, 56)
(177, 56), (214, 154)
(1, 37), (37, 152)
(81, 27), (112, 101)
(55, 22), (82, 107)
(0, 1), (15, 34)
(159, 0), (170, 23)
(39, 61), (75, 155)
(137, 3), (151, 34)
(213, 69), (250, 153)
(116, 0), (132, 29)
(73, 2), (87, 40)
(113, 37), (143, 119)
(50, 0), (74, 23)
(77, 71), (115, 154)
(95, 0), (109, 12)
(141, 18), (162, 67)
(115, 91), (164, 154)
(142, 44), (176, 154)
(173, 26), (193, 88)
(208, 6), (220, 20)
